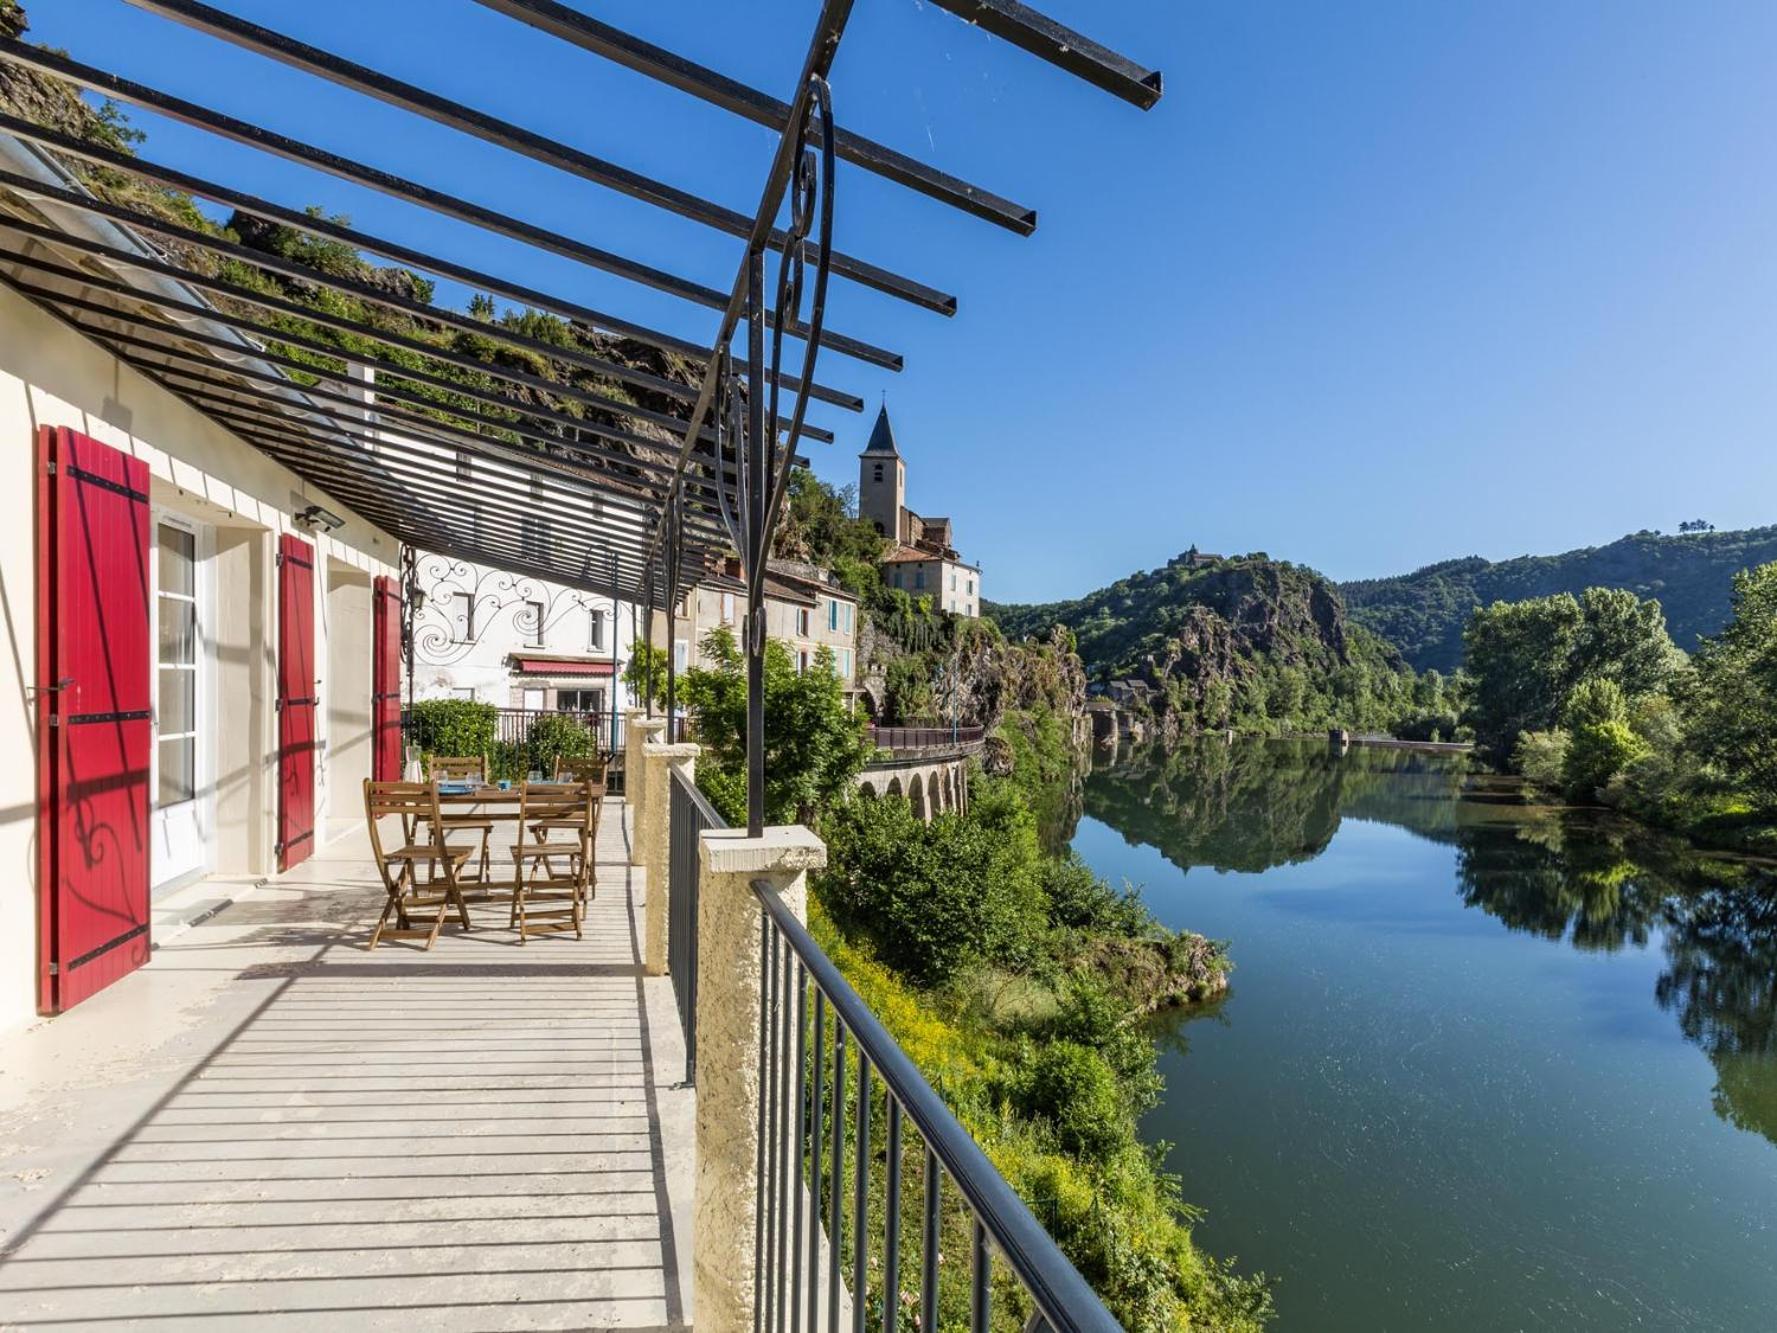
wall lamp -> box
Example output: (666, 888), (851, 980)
(293, 503), (346, 532)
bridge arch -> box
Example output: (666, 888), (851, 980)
(909, 772), (928, 821)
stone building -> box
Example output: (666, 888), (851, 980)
(857, 404), (982, 616)
(655, 557), (860, 690)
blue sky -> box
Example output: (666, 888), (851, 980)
(27, 1), (1777, 601)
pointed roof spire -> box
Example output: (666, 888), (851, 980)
(861, 402), (901, 457)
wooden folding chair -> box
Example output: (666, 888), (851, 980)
(426, 754), (495, 884)
(553, 755), (607, 788)
(509, 780), (596, 942)
(364, 780), (473, 949)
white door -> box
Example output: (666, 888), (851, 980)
(151, 515), (212, 891)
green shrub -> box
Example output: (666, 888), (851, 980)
(1012, 1041), (1129, 1162)
(1043, 853), (1150, 935)
(407, 699), (497, 769)
(525, 712), (594, 777)
(1564, 719), (1647, 798)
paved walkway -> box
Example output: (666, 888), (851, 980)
(0, 800), (693, 1331)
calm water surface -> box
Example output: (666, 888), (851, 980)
(1071, 740), (1777, 1332)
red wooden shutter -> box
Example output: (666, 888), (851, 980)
(277, 533), (317, 871)
(371, 574), (402, 781)
(35, 427), (153, 1014)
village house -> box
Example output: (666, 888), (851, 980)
(857, 404), (983, 616)
(656, 556), (860, 690)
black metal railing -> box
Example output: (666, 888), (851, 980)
(752, 880), (1119, 1333)
(668, 765), (723, 1084)
(867, 723), (986, 753)
(403, 705), (623, 766)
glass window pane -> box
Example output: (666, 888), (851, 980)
(158, 600), (196, 666)
(158, 666), (195, 734)
(158, 736), (194, 806)
(158, 524), (195, 595)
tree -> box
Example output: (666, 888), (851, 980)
(1682, 562), (1777, 810)
(622, 642), (670, 710)
(1560, 678), (1646, 797)
(682, 627), (871, 825)
(1463, 594), (1583, 758)
(1464, 588), (1679, 762)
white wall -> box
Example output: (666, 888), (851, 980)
(0, 282), (397, 1035)
(408, 551), (639, 715)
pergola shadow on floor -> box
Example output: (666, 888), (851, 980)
(0, 802), (695, 1331)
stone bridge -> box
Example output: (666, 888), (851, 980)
(857, 725), (986, 821)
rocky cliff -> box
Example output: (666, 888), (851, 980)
(992, 552), (1415, 740)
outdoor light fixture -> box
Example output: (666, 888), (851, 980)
(293, 503), (345, 532)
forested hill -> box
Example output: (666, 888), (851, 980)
(988, 553), (1427, 738)
(1341, 525), (1777, 673)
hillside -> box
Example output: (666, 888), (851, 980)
(1341, 526), (1777, 672)
(990, 552), (1427, 739)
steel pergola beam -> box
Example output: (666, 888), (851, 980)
(0, 234), (832, 446)
(124, 0), (958, 316)
(0, 165), (869, 413)
(922, 0), (1164, 109)
(471, 0), (1038, 235)
(0, 111), (901, 373)
(0, 38), (887, 371)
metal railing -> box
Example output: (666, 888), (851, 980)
(867, 724), (986, 753)
(403, 706), (624, 761)
(668, 765), (723, 1085)
(751, 880), (1120, 1333)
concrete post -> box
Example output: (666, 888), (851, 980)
(626, 714), (667, 868)
(640, 741), (698, 977)
(694, 826), (827, 1333)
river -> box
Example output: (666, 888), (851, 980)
(1069, 739), (1777, 1331)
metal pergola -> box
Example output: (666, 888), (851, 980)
(0, 0), (1161, 834)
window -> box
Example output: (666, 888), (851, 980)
(797, 651), (810, 675)
(674, 639), (689, 673)
(721, 592), (735, 624)
(452, 687), (478, 701)
(523, 599), (545, 648)
(796, 607), (811, 637)
(828, 598), (839, 631)
(872, 463), (883, 483)
(559, 687), (605, 714)
(522, 686), (547, 711)
(450, 592), (475, 643)
(843, 603), (853, 634)
(588, 608), (606, 651)
(893, 569), (903, 589)
(155, 522), (198, 808)
(967, 578), (974, 596)
(950, 571), (957, 591)
(914, 569), (926, 590)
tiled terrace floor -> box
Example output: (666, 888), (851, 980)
(0, 800), (693, 1331)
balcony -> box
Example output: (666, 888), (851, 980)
(0, 725), (1117, 1331)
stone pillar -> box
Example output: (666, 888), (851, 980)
(626, 714), (666, 868)
(694, 826), (827, 1333)
(640, 741), (698, 977)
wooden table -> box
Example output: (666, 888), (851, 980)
(431, 784), (605, 893)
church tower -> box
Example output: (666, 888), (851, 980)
(857, 404), (905, 542)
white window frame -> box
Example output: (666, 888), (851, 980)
(588, 607), (607, 651)
(450, 591), (476, 644)
(150, 509), (215, 890)
(523, 599), (546, 649)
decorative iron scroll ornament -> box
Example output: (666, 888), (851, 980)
(407, 552), (616, 667)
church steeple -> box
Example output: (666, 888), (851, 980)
(861, 403), (901, 457)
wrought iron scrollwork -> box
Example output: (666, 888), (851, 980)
(407, 553), (611, 668)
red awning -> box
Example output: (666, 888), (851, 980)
(510, 657), (616, 677)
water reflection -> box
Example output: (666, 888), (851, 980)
(1085, 740), (1777, 1147)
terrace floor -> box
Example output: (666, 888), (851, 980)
(0, 800), (694, 1331)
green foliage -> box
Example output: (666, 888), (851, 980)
(771, 467), (886, 569)
(1681, 561), (1777, 811)
(1513, 729), (1570, 791)
(523, 712), (595, 777)
(1463, 588), (1678, 760)
(407, 699), (497, 765)
(622, 643), (670, 710)
(1342, 526), (1777, 672)
(816, 780), (1047, 986)
(1010, 1041), (1128, 1160)
(684, 627), (870, 825)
